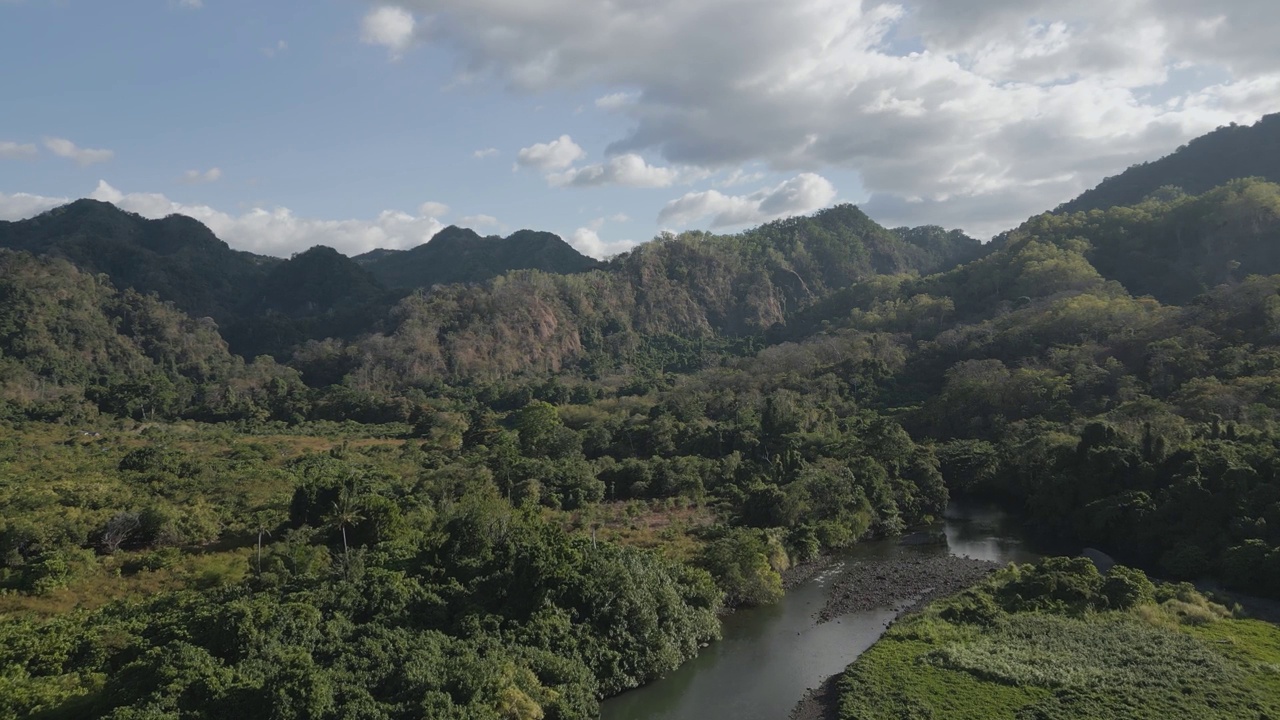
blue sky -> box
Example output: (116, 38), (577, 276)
(1, 0), (1276, 258)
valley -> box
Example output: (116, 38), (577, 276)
(4, 115), (1280, 718)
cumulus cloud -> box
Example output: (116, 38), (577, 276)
(362, 6), (416, 56)
(180, 167), (222, 184)
(515, 135), (586, 171)
(0, 141), (37, 159)
(0, 181), (443, 257)
(659, 173), (838, 228)
(43, 137), (114, 166)
(569, 227), (637, 259)
(418, 200), (450, 216)
(459, 213), (500, 228)
(473, 147), (499, 159)
(0, 190), (68, 220)
(549, 154), (691, 188)
(367, 0), (1280, 235)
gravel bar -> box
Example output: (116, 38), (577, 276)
(789, 553), (1002, 720)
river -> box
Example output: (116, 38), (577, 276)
(599, 500), (1038, 720)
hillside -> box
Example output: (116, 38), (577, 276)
(1059, 113), (1280, 214)
(355, 226), (600, 289)
(1009, 178), (1280, 303)
(0, 249), (302, 422)
(306, 204), (986, 385)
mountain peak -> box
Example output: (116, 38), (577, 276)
(0, 200), (276, 321)
(360, 228), (598, 290)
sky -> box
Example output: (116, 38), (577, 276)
(0, 1), (1277, 259)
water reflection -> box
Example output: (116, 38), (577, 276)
(599, 501), (1036, 720)
(942, 498), (1039, 565)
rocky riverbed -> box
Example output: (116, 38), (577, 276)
(789, 553), (1001, 720)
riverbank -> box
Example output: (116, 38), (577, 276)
(789, 553), (1001, 720)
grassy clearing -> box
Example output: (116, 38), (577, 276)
(0, 422), (421, 618)
(550, 498), (716, 560)
(839, 567), (1280, 720)
(0, 547), (251, 617)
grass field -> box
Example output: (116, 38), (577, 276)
(838, 568), (1280, 719)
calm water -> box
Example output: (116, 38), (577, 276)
(599, 501), (1038, 720)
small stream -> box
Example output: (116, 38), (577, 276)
(599, 501), (1039, 720)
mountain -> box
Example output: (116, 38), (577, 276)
(355, 226), (600, 289)
(222, 246), (400, 360)
(1006, 178), (1280, 303)
(1058, 113), (1280, 214)
(310, 204), (986, 384)
(0, 199), (277, 323)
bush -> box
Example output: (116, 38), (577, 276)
(1100, 565), (1156, 610)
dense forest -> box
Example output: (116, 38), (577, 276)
(4, 119), (1280, 718)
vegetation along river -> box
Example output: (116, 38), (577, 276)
(600, 501), (1040, 720)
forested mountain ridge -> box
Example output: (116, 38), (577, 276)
(0, 199), (277, 324)
(294, 204), (986, 386)
(355, 225), (601, 289)
(222, 245), (402, 360)
(0, 198), (985, 386)
(1006, 178), (1280, 303)
(1058, 112), (1280, 214)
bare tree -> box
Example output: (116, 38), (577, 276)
(100, 511), (141, 554)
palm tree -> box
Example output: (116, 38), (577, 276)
(249, 505), (284, 576)
(330, 481), (364, 576)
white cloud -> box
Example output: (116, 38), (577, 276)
(659, 173), (838, 228)
(549, 154), (690, 188)
(459, 213), (500, 228)
(174, 0), (202, 9)
(564, 213), (637, 258)
(570, 227), (637, 259)
(180, 167), (222, 184)
(717, 168), (767, 188)
(0, 190), (68, 220)
(43, 137), (114, 166)
(515, 135), (586, 171)
(595, 92), (639, 110)
(418, 200), (450, 216)
(7, 180), (442, 257)
(362, 6), (416, 56)
(368, 0), (1280, 236)
(473, 147), (499, 159)
(0, 141), (37, 159)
